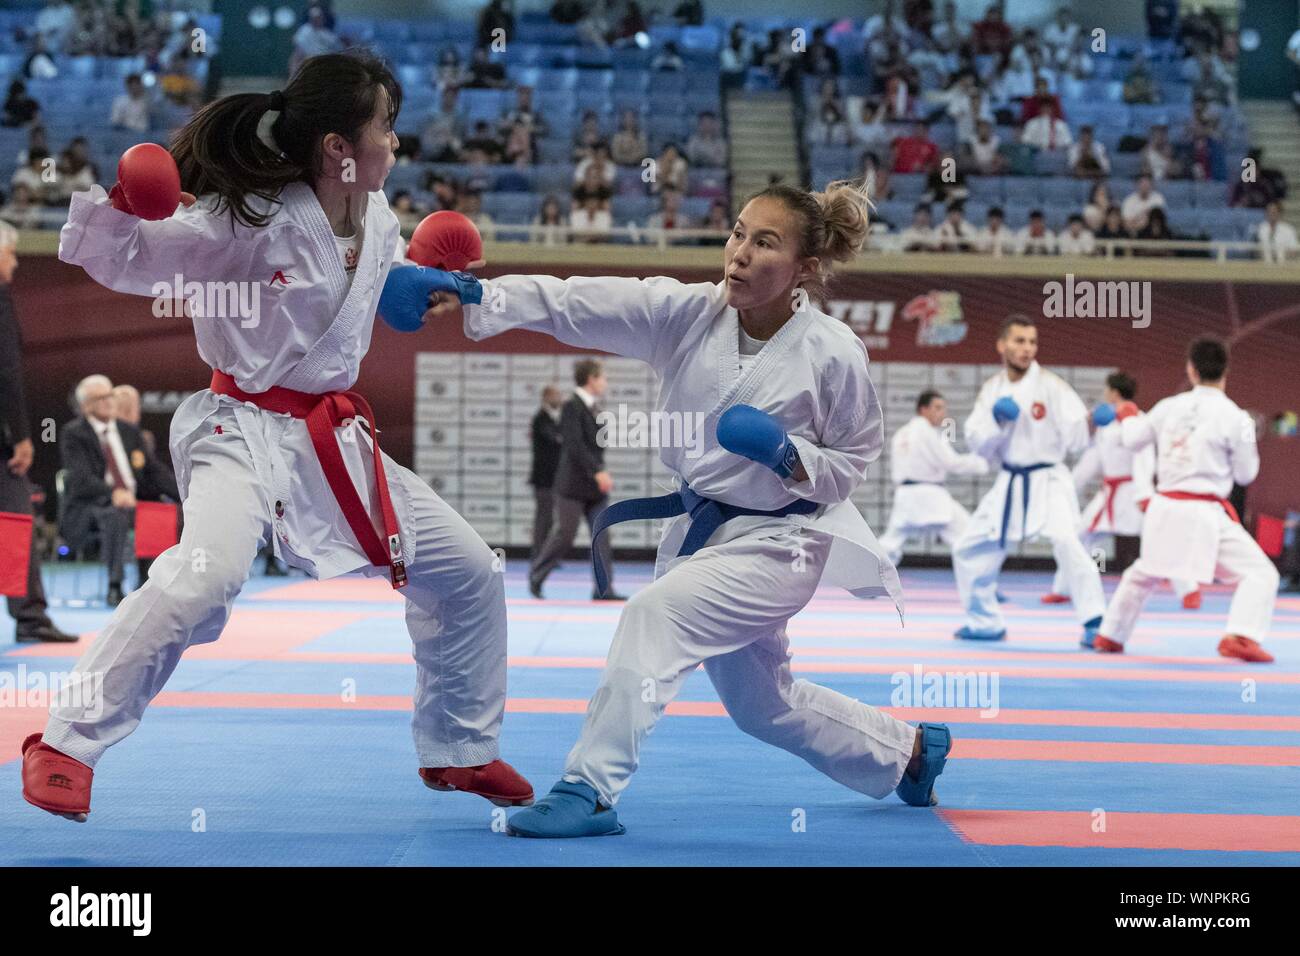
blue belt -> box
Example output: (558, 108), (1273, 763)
(900, 479), (940, 486)
(999, 462), (1053, 548)
(589, 483), (819, 596)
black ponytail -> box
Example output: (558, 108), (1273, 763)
(170, 50), (401, 228)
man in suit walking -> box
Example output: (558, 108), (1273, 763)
(61, 374), (179, 606)
(0, 221), (77, 642)
(529, 359), (623, 600)
(528, 384), (564, 562)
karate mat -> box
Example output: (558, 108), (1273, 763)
(2, 563), (1297, 866)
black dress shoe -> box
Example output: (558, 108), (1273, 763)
(528, 579), (544, 599)
(15, 626), (81, 643)
(592, 592), (627, 601)
(106, 584), (125, 607)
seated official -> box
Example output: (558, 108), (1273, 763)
(61, 375), (179, 606)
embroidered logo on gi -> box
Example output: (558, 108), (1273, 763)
(213, 425), (223, 435)
(269, 270), (294, 286)
(1031, 402), (1047, 420)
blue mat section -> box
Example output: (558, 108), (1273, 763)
(2, 565), (1297, 866)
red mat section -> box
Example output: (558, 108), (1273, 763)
(940, 809), (1300, 852)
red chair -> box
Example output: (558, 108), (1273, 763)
(134, 501), (180, 559)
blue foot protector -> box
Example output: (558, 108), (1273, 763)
(506, 779), (626, 838)
(1081, 615), (1102, 649)
(896, 723), (953, 807)
(995, 590), (1009, 604)
(953, 625), (1006, 641)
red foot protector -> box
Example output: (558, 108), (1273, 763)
(1182, 590), (1202, 610)
(419, 758), (534, 807)
(1094, 636), (1125, 654)
(1040, 593), (1070, 604)
(1218, 636), (1274, 664)
(21, 733), (92, 818)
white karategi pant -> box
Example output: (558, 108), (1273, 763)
(1099, 497), (1279, 644)
(43, 414), (506, 770)
(877, 487), (972, 566)
(954, 466), (1106, 632)
(561, 526), (916, 807)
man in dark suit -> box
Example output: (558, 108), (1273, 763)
(528, 359), (623, 600)
(528, 384), (564, 562)
(61, 374), (179, 606)
(0, 222), (77, 642)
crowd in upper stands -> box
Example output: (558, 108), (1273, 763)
(0, 1), (1294, 259)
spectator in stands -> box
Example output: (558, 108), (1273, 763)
(160, 53), (203, 108)
(1021, 106), (1072, 152)
(290, 5), (342, 73)
(610, 109), (647, 167)
(923, 152), (968, 205)
(571, 182), (613, 241)
(421, 86), (464, 162)
(964, 117), (1004, 174)
(1068, 124), (1109, 178)
(576, 0), (612, 49)
(808, 79), (850, 146)
(947, 79), (993, 145)
(756, 28), (797, 88)
(975, 205), (1016, 255)
(1043, 6), (1080, 63)
(971, 4), (1013, 56)
(1184, 48), (1233, 106)
(436, 48), (465, 91)
(935, 201), (975, 252)
(2, 81), (41, 129)
(477, 0), (516, 48)
(1122, 51), (1160, 104)
(1256, 200), (1298, 263)
(685, 111), (727, 168)
(1134, 206), (1175, 255)
(15, 124), (48, 167)
(860, 150), (892, 201)
(456, 189), (496, 241)
(23, 35), (59, 80)
(533, 194), (570, 246)
(802, 26), (841, 79)
(1184, 96), (1221, 142)
(35, 0), (76, 52)
(10, 149), (52, 206)
(646, 186), (689, 242)
(648, 141), (688, 195)
(698, 198), (729, 245)
(1095, 204), (1131, 252)
(572, 109), (604, 161)
(1140, 124), (1176, 181)
(1121, 174), (1165, 232)
(610, 1), (649, 48)
(1183, 134), (1225, 182)
(720, 23), (750, 88)
(110, 73), (152, 133)
(1020, 75), (1064, 124)
(462, 119), (505, 164)
(1082, 181), (1112, 231)
(54, 137), (98, 202)
(1009, 28), (1046, 75)
(898, 202), (936, 250)
(503, 120), (536, 167)
(1057, 213), (1096, 255)
(674, 0), (703, 26)
(1056, 32), (1095, 80)
(573, 140), (616, 187)
(466, 45), (508, 89)
(891, 120), (939, 174)
(391, 191), (423, 232)
(931, 0), (969, 53)
(652, 40), (685, 72)
(1230, 148), (1287, 208)
(1017, 209), (1057, 255)
(849, 97), (891, 152)
(500, 84), (546, 140)
(0, 184), (43, 230)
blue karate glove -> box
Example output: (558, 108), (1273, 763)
(377, 265), (483, 332)
(992, 396), (1020, 425)
(717, 404), (801, 478)
(1092, 402), (1117, 427)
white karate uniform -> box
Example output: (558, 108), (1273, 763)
(46, 183), (508, 770)
(877, 414), (988, 565)
(1048, 420), (1197, 598)
(952, 361), (1105, 632)
(1099, 386), (1279, 645)
(464, 276), (916, 807)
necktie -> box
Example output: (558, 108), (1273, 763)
(101, 432), (128, 491)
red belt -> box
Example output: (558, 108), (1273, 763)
(209, 370), (407, 589)
(1158, 490), (1240, 524)
(1088, 475), (1131, 533)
